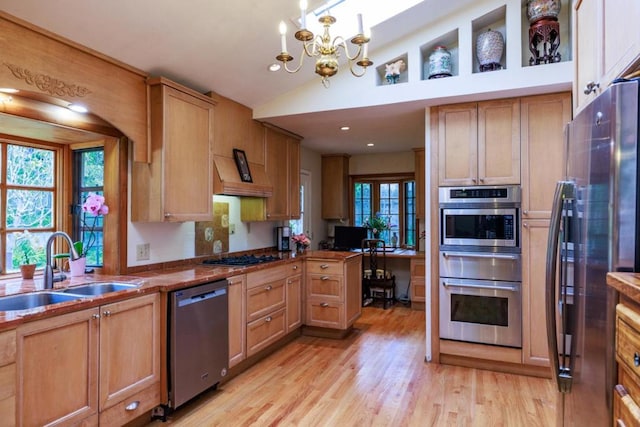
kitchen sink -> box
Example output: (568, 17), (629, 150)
(0, 292), (83, 312)
(61, 282), (140, 296)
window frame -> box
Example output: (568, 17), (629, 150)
(350, 173), (416, 248)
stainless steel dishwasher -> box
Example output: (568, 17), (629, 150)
(168, 279), (228, 409)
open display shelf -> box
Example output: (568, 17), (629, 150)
(420, 29), (459, 81)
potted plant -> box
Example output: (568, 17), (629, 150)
(69, 193), (109, 275)
(292, 233), (311, 255)
(363, 212), (391, 239)
(13, 230), (41, 279)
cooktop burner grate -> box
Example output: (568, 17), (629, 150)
(202, 254), (280, 266)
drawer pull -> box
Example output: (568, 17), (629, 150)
(321, 276), (330, 281)
(265, 316), (272, 322)
(265, 285), (272, 291)
(320, 302), (329, 308)
(292, 265), (298, 270)
(92, 313), (100, 319)
(103, 310), (111, 317)
(634, 352), (640, 367)
(320, 264), (329, 269)
(125, 401), (140, 411)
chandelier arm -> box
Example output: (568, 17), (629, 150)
(282, 53), (307, 74)
(334, 36), (362, 61)
(302, 38), (321, 58)
(348, 61), (368, 77)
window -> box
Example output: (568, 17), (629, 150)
(1, 141), (59, 273)
(353, 175), (416, 247)
(73, 148), (105, 267)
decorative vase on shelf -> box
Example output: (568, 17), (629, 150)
(296, 243), (305, 256)
(476, 29), (504, 72)
(428, 46), (452, 79)
(526, 0), (561, 23)
(20, 264), (36, 280)
(391, 232), (398, 248)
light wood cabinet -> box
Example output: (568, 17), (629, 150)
(16, 293), (161, 427)
(132, 77), (215, 222)
(0, 330), (16, 426)
(410, 257), (426, 309)
(521, 92), (571, 219)
(321, 154), (350, 220)
(574, 0), (640, 114)
(414, 148), (425, 220)
(521, 219), (551, 367)
(304, 254), (362, 331)
(241, 127), (301, 221)
(437, 99), (520, 187)
(615, 302), (640, 426)
(286, 261), (303, 332)
(228, 274), (247, 368)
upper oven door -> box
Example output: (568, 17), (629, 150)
(441, 207), (518, 247)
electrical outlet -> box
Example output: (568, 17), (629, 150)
(229, 223), (236, 234)
(136, 243), (150, 261)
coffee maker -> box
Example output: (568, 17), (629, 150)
(275, 226), (291, 252)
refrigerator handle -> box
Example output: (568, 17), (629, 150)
(545, 181), (573, 393)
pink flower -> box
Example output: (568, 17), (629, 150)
(82, 193), (108, 215)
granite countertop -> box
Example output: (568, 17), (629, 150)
(607, 272), (640, 302)
(0, 255), (307, 330)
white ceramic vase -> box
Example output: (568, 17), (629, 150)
(428, 46), (452, 79)
(476, 29), (504, 67)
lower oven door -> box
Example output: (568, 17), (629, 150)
(439, 277), (522, 348)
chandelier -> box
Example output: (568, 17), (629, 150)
(275, 0), (372, 87)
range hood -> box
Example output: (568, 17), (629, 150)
(212, 155), (273, 197)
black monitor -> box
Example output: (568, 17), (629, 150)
(333, 226), (368, 251)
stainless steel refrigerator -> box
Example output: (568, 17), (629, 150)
(546, 79), (640, 426)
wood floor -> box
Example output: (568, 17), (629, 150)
(149, 306), (556, 426)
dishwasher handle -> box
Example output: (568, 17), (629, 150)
(177, 288), (227, 308)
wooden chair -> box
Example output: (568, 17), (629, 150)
(361, 239), (396, 309)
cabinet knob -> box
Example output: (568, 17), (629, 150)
(265, 316), (272, 322)
(634, 352), (640, 367)
(292, 265), (298, 270)
(92, 313), (100, 319)
(103, 310), (111, 317)
(265, 285), (272, 291)
(523, 210), (528, 215)
(523, 222), (528, 228)
(164, 213), (171, 218)
(583, 81), (600, 95)
(479, 178), (485, 183)
(125, 401), (140, 411)
(472, 178), (477, 183)
(320, 302), (329, 308)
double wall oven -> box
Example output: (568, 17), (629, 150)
(438, 185), (522, 348)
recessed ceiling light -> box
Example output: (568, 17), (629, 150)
(367, 143), (374, 147)
(340, 126), (350, 131)
(68, 103), (89, 113)
(268, 63), (281, 72)
(0, 88), (18, 94)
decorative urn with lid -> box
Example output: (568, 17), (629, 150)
(428, 46), (452, 79)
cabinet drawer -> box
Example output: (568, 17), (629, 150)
(307, 274), (342, 299)
(306, 299), (344, 329)
(99, 382), (160, 427)
(620, 365), (640, 406)
(306, 260), (343, 275)
(247, 264), (289, 288)
(614, 384), (640, 427)
(617, 304), (640, 378)
(411, 260), (425, 277)
(246, 279), (286, 322)
(246, 308), (286, 357)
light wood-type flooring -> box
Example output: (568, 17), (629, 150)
(149, 306), (556, 426)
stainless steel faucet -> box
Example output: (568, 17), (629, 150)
(44, 232), (79, 289)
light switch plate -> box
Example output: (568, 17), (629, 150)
(136, 243), (150, 261)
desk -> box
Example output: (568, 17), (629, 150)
(358, 249), (426, 308)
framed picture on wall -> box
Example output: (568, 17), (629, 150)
(233, 149), (252, 182)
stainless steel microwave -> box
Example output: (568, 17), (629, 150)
(439, 186), (520, 249)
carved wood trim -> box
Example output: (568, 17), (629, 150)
(3, 63), (92, 97)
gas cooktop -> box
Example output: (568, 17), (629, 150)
(202, 254), (280, 267)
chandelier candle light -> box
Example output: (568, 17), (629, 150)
(276, 0), (373, 87)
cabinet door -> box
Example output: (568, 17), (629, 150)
(478, 98), (520, 185)
(286, 273), (303, 332)
(437, 103), (477, 186)
(521, 92), (571, 219)
(321, 154), (350, 220)
(410, 258), (426, 304)
(522, 219), (551, 367)
(162, 86), (214, 221)
(265, 127), (290, 220)
(573, 0), (602, 113)
(228, 275), (247, 368)
(602, 1), (640, 90)
(99, 293), (160, 411)
(17, 308), (100, 426)
(0, 330), (15, 425)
